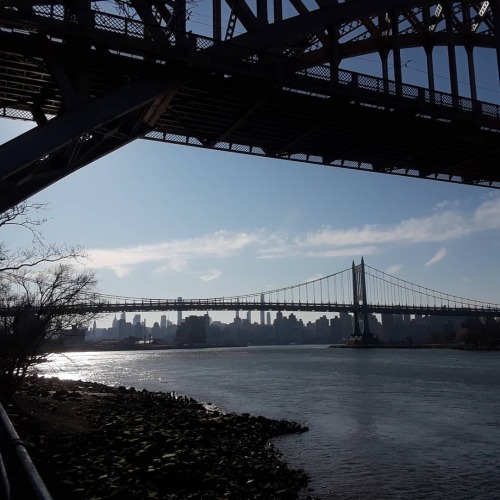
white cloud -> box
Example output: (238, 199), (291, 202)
(304, 273), (325, 283)
(199, 269), (222, 282)
(88, 230), (267, 277)
(111, 265), (133, 278)
(300, 211), (469, 247)
(280, 197), (500, 259)
(435, 200), (450, 209)
(256, 245), (376, 260)
(473, 197), (500, 230)
(303, 247), (377, 258)
(425, 247), (447, 267)
(435, 199), (461, 210)
(86, 197), (500, 276)
(385, 264), (402, 275)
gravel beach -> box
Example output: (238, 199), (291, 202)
(5, 376), (312, 499)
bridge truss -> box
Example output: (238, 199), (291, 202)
(4, 259), (494, 316)
(1, 1), (500, 212)
(2, 259), (499, 344)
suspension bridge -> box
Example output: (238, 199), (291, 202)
(12, 258), (496, 345)
(1, 1), (500, 212)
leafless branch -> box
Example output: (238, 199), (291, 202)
(0, 203), (100, 397)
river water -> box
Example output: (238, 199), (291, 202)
(37, 346), (500, 499)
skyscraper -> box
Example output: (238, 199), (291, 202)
(260, 294), (265, 325)
(177, 297), (183, 325)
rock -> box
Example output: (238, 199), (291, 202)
(11, 375), (311, 499)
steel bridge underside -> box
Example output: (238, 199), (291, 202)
(1, 1), (500, 212)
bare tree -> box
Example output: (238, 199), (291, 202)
(0, 203), (100, 398)
(0, 201), (85, 273)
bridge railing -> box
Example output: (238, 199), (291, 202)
(2, 299), (497, 317)
(364, 265), (500, 312)
(0, 297), (499, 317)
(4, 4), (500, 126)
(295, 66), (500, 122)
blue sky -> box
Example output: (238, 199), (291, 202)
(2, 6), (500, 327)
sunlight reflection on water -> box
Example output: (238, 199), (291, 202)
(37, 346), (500, 499)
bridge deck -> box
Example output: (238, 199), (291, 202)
(1, 3), (500, 212)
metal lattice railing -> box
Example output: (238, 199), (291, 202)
(4, 3), (499, 123)
(364, 264), (500, 312)
(1, 262), (500, 316)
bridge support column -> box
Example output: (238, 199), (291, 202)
(425, 44), (435, 95)
(349, 258), (375, 345)
(213, 0), (222, 40)
(422, 6), (435, 97)
(273, 0), (282, 23)
(465, 45), (477, 101)
(380, 49), (389, 92)
(493, 1), (500, 86)
(444, 1), (459, 99)
(389, 9), (402, 93)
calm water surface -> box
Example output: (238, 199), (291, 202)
(38, 346), (500, 499)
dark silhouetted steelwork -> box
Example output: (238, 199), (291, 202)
(1, 260), (499, 324)
(1, 1), (500, 211)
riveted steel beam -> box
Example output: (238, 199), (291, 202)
(0, 76), (181, 211)
(224, 0), (432, 50)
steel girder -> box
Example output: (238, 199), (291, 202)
(0, 1), (500, 212)
(217, 1), (497, 60)
(0, 76), (181, 213)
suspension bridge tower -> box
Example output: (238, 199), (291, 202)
(350, 258), (375, 345)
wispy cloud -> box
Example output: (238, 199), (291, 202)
(434, 199), (461, 210)
(386, 264), (402, 275)
(88, 230), (268, 277)
(425, 247), (447, 267)
(257, 246), (376, 260)
(304, 273), (325, 283)
(473, 197), (500, 230)
(86, 197), (500, 277)
(199, 269), (222, 282)
(299, 211), (469, 247)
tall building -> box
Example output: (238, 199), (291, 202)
(120, 312), (126, 322)
(132, 314), (141, 325)
(160, 315), (167, 328)
(266, 311), (271, 325)
(246, 310), (251, 323)
(338, 312), (352, 339)
(260, 294), (265, 325)
(177, 297), (183, 325)
(381, 313), (396, 340)
(176, 315), (207, 345)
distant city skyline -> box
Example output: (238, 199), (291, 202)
(81, 306), (468, 348)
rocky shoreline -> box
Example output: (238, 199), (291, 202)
(5, 376), (314, 499)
